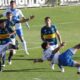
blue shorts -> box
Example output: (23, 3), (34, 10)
(59, 49), (74, 67)
(16, 29), (23, 36)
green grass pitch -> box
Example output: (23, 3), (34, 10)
(0, 6), (80, 80)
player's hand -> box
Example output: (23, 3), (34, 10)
(60, 42), (65, 47)
(30, 15), (35, 20)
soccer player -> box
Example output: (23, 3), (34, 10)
(34, 42), (80, 74)
(0, 0), (30, 55)
(0, 19), (18, 71)
(41, 16), (62, 69)
(2, 12), (34, 65)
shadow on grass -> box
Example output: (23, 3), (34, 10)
(3, 68), (61, 73)
(12, 58), (35, 61)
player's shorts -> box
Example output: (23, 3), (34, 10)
(58, 48), (75, 67)
(49, 43), (58, 50)
(11, 38), (16, 45)
(16, 28), (23, 36)
(0, 42), (11, 56)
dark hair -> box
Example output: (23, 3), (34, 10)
(0, 19), (6, 23)
(10, 0), (16, 4)
(6, 12), (12, 16)
(45, 16), (50, 21)
(41, 42), (48, 50)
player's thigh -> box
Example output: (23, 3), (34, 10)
(16, 29), (23, 37)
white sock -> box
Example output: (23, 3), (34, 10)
(61, 67), (65, 73)
(78, 67), (80, 72)
(26, 22), (30, 29)
(51, 64), (55, 70)
(22, 41), (29, 55)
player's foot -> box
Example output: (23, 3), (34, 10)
(2, 64), (5, 67)
(77, 72), (80, 74)
(25, 50), (29, 55)
(0, 69), (3, 72)
(51, 64), (55, 70)
(8, 61), (12, 65)
(22, 41), (29, 55)
(61, 68), (65, 73)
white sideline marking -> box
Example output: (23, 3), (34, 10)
(33, 78), (41, 80)
(17, 46), (41, 51)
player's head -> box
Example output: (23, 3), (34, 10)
(6, 12), (13, 20)
(10, 0), (16, 9)
(45, 17), (51, 27)
(0, 19), (6, 29)
(41, 42), (50, 50)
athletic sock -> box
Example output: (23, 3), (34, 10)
(8, 51), (13, 62)
(78, 67), (80, 72)
(22, 41), (29, 55)
(26, 22), (30, 29)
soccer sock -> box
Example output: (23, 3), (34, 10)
(78, 67), (80, 72)
(2, 54), (6, 65)
(26, 22), (30, 29)
(22, 40), (29, 55)
(22, 41), (27, 51)
(8, 51), (13, 62)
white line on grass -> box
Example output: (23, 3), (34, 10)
(17, 46), (41, 51)
(33, 78), (41, 80)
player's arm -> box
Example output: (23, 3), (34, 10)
(41, 33), (45, 41)
(33, 58), (44, 63)
(0, 34), (10, 39)
(52, 42), (65, 54)
(56, 30), (62, 45)
(15, 16), (35, 23)
(0, 31), (16, 39)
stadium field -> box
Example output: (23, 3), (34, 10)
(0, 6), (80, 80)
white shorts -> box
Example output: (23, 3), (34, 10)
(11, 38), (16, 45)
(50, 44), (58, 50)
(0, 42), (11, 56)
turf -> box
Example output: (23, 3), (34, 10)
(0, 6), (80, 80)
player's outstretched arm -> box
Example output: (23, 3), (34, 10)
(16, 15), (35, 23)
(52, 42), (65, 54)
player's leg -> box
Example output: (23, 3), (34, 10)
(8, 50), (13, 65)
(16, 29), (29, 55)
(58, 64), (65, 72)
(72, 61), (80, 74)
(0, 55), (2, 71)
(25, 22), (30, 29)
(2, 52), (6, 67)
(50, 44), (58, 70)
(11, 38), (16, 54)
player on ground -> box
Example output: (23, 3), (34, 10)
(41, 17), (62, 69)
(34, 42), (80, 74)
(2, 12), (34, 65)
(0, 0), (30, 55)
(0, 19), (18, 71)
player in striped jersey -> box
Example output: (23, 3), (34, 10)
(0, 0), (30, 55)
(1, 12), (34, 66)
(0, 19), (18, 71)
(41, 17), (63, 70)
